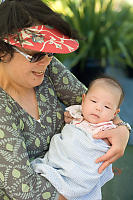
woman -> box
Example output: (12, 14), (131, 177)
(0, 0), (130, 199)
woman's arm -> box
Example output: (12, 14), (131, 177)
(64, 112), (130, 174)
(48, 57), (87, 106)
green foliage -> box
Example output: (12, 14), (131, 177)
(120, 8), (133, 68)
(53, 0), (133, 69)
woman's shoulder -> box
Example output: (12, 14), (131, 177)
(0, 88), (19, 121)
(50, 56), (64, 66)
(47, 56), (66, 75)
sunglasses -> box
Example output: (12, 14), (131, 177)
(12, 46), (54, 63)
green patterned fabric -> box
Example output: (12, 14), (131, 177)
(0, 57), (87, 200)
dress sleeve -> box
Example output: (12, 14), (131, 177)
(0, 103), (58, 199)
(47, 57), (87, 106)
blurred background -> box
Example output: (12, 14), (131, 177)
(43, 1), (133, 199)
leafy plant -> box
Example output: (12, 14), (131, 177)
(120, 7), (133, 68)
(52, 0), (133, 70)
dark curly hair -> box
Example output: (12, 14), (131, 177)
(0, 0), (79, 61)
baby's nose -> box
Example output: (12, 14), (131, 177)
(96, 104), (102, 111)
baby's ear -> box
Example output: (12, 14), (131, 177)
(82, 93), (86, 102)
(114, 108), (120, 116)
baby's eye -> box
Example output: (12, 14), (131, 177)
(91, 100), (96, 103)
(105, 105), (111, 109)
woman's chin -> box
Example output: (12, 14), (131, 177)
(31, 73), (44, 86)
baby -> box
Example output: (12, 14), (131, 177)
(32, 76), (124, 200)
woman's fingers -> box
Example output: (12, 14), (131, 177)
(96, 148), (121, 173)
(58, 195), (67, 200)
(93, 130), (112, 140)
(93, 126), (129, 173)
(64, 111), (80, 123)
(98, 160), (111, 174)
(96, 144), (124, 163)
(64, 111), (70, 117)
(96, 148), (115, 163)
(97, 153), (119, 174)
(64, 111), (73, 123)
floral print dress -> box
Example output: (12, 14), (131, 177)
(0, 57), (87, 200)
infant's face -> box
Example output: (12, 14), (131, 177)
(81, 81), (120, 124)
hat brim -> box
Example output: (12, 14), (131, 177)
(4, 25), (79, 54)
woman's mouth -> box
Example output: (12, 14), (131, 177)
(32, 71), (44, 76)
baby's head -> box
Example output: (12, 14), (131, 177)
(81, 75), (124, 124)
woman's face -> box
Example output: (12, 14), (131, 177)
(0, 47), (53, 90)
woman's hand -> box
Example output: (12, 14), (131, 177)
(64, 111), (75, 124)
(58, 194), (67, 200)
(64, 111), (81, 124)
(93, 125), (129, 174)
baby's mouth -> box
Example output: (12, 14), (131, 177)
(91, 114), (100, 118)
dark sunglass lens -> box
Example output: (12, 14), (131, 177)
(48, 53), (54, 57)
(30, 53), (46, 63)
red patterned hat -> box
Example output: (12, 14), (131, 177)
(3, 25), (79, 54)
